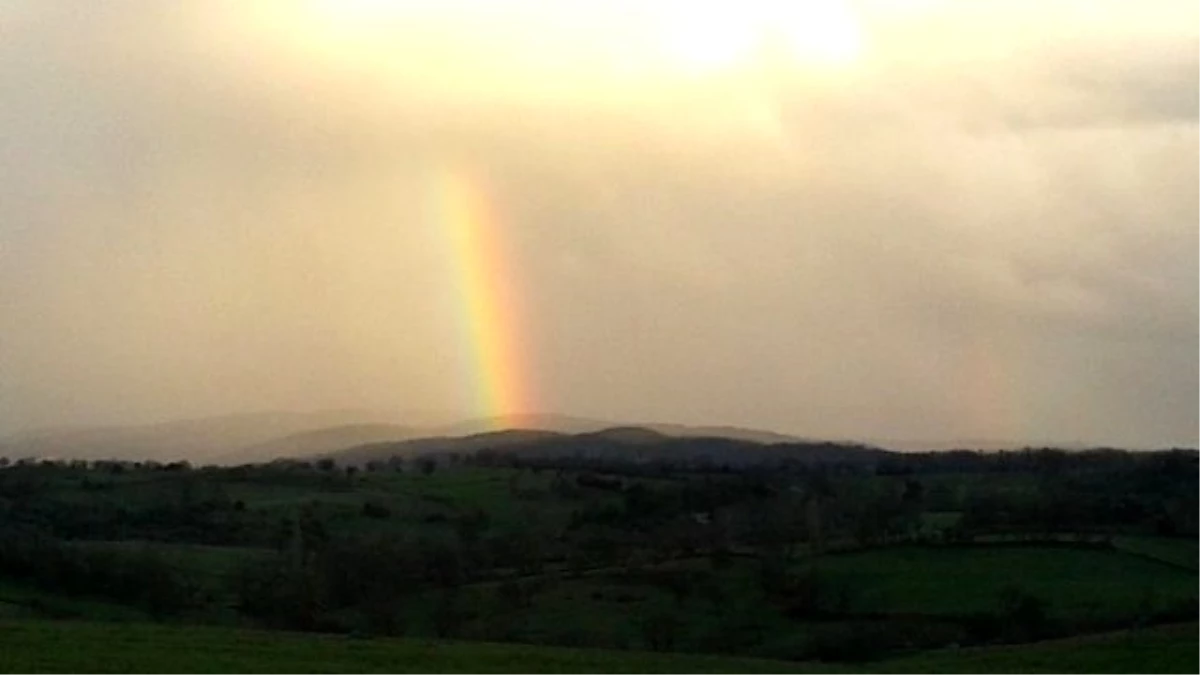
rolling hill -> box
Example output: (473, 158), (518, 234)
(321, 428), (567, 465)
(326, 426), (889, 468)
(0, 411), (816, 465)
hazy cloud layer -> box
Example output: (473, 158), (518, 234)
(1, 1), (1195, 448)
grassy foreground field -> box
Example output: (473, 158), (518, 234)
(807, 545), (1197, 619)
(0, 619), (1195, 673)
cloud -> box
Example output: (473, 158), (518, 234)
(0, 1), (1195, 447)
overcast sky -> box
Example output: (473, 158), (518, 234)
(0, 0), (1196, 448)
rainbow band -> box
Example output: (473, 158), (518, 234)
(437, 166), (532, 423)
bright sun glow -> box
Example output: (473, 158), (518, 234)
(655, 1), (865, 74)
(285, 0), (867, 84)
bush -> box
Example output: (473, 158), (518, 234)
(997, 585), (1054, 642)
(0, 528), (195, 617)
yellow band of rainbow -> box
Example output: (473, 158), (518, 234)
(436, 165), (532, 422)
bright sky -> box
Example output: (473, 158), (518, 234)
(0, 0), (1196, 448)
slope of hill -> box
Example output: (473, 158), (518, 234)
(427, 414), (617, 437)
(642, 423), (802, 444)
(516, 434), (889, 467)
(578, 426), (669, 445)
(325, 428), (566, 465)
(328, 427), (888, 468)
(425, 415), (803, 445)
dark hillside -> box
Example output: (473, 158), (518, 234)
(327, 429), (889, 469)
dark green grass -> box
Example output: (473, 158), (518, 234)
(0, 580), (150, 623)
(449, 573), (731, 650)
(1, 619), (1194, 673)
(225, 467), (601, 535)
(0, 619), (818, 673)
(403, 544), (1195, 654)
(888, 619), (1200, 672)
(77, 541), (270, 620)
(365, 467), (616, 532)
(81, 541), (267, 578)
(1113, 536), (1199, 571)
(809, 545), (1197, 619)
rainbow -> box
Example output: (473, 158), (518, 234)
(958, 323), (1026, 445)
(433, 165), (533, 424)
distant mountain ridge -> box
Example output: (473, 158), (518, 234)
(640, 423), (802, 444)
(5, 410), (1155, 466)
(416, 415), (805, 445)
(323, 425), (888, 469)
(423, 414), (616, 437)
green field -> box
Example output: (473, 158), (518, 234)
(1113, 536), (1199, 571)
(1, 453), (1195, 671)
(1, 619), (1194, 673)
(892, 619), (1200, 672)
(0, 580), (150, 623)
(344, 543), (1196, 656)
(215, 467), (616, 540)
(808, 545), (1198, 620)
(0, 620), (814, 674)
